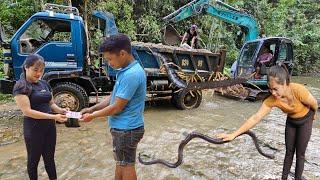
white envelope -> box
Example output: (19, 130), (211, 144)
(66, 111), (82, 119)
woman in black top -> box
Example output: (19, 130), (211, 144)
(180, 24), (199, 49)
(13, 54), (67, 180)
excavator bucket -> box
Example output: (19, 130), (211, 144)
(163, 25), (181, 46)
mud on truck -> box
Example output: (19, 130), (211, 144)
(0, 3), (245, 111)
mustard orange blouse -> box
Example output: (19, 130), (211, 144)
(263, 83), (310, 118)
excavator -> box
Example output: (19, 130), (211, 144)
(163, 0), (259, 44)
(162, 0), (295, 100)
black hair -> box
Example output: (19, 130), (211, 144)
(99, 33), (132, 54)
(13, 54), (45, 96)
(267, 63), (290, 85)
(22, 54), (45, 76)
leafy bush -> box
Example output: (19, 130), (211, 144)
(0, 0), (319, 75)
(0, 93), (13, 103)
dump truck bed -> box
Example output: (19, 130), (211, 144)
(131, 42), (225, 76)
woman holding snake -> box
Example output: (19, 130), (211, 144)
(218, 64), (318, 180)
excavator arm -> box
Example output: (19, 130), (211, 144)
(163, 0), (259, 42)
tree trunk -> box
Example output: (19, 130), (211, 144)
(83, 0), (91, 65)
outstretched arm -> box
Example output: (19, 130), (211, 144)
(15, 95), (67, 122)
(80, 97), (128, 122)
(217, 103), (272, 141)
(180, 33), (187, 46)
(80, 95), (111, 114)
(49, 97), (69, 114)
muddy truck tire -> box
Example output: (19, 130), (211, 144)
(172, 90), (202, 110)
(52, 82), (89, 112)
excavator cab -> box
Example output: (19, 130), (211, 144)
(235, 37), (294, 99)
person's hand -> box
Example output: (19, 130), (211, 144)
(79, 113), (94, 122)
(216, 133), (237, 142)
(80, 108), (92, 115)
(54, 114), (67, 123)
(60, 107), (69, 115)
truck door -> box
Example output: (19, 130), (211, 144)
(12, 18), (76, 80)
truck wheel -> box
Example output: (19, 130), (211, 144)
(172, 90), (202, 110)
(52, 82), (89, 111)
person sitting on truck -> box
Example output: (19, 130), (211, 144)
(217, 64), (318, 180)
(255, 45), (273, 79)
(180, 24), (199, 49)
(80, 33), (146, 180)
(13, 54), (68, 180)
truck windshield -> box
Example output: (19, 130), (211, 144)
(22, 20), (51, 40)
(19, 19), (71, 54)
(236, 42), (259, 78)
(238, 42), (259, 67)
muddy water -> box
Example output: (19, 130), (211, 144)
(0, 77), (319, 180)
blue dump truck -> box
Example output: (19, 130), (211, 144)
(0, 3), (245, 111)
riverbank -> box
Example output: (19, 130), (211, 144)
(0, 94), (319, 179)
(0, 76), (319, 179)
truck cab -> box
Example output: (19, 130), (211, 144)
(0, 4), (112, 110)
(11, 11), (86, 79)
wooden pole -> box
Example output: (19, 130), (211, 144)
(83, 0), (91, 66)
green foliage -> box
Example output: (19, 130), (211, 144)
(96, 0), (136, 40)
(136, 15), (162, 42)
(0, 93), (13, 104)
(0, 0), (319, 75)
(89, 29), (103, 67)
(0, 0), (40, 37)
(241, 0), (320, 74)
(224, 66), (231, 76)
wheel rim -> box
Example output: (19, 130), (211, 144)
(54, 91), (79, 111)
(183, 91), (199, 108)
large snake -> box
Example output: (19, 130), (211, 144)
(138, 130), (275, 168)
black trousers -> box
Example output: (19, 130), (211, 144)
(282, 110), (314, 180)
(24, 119), (57, 180)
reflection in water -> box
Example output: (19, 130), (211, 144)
(0, 77), (319, 179)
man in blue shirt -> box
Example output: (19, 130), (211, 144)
(80, 33), (146, 180)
